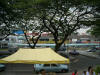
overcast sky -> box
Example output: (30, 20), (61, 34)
(77, 28), (90, 35)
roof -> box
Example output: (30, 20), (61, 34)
(0, 48), (69, 64)
(13, 30), (24, 35)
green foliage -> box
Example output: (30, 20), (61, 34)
(88, 17), (100, 36)
(95, 65), (100, 75)
(34, 0), (50, 4)
(33, 0), (50, 8)
(0, 0), (100, 49)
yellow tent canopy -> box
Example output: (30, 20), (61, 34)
(0, 48), (70, 64)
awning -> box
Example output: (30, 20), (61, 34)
(0, 48), (70, 64)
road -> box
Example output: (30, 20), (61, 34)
(0, 55), (100, 75)
(69, 55), (100, 72)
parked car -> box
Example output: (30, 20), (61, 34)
(69, 50), (79, 55)
(8, 47), (18, 53)
(87, 47), (99, 52)
(87, 49), (96, 52)
(0, 55), (8, 59)
(0, 64), (6, 71)
(34, 64), (69, 73)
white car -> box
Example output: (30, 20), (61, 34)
(0, 64), (6, 71)
(34, 64), (69, 73)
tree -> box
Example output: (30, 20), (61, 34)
(88, 2), (100, 37)
(88, 19), (100, 36)
(0, 0), (16, 39)
(0, 0), (46, 48)
(0, 0), (99, 51)
(9, 0), (46, 48)
(34, 0), (98, 51)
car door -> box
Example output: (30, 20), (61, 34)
(43, 64), (51, 72)
(51, 64), (60, 72)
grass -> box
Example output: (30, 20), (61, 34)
(0, 48), (8, 51)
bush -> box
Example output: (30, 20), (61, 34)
(95, 65), (100, 75)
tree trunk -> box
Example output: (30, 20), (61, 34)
(32, 34), (41, 49)
(24, 32), (34, 49)
(54, 35), (69, 52)
(55, 43), (62, 52)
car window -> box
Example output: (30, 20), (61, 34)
(44, 64), (50, 67)
(51, 64), (58, 67)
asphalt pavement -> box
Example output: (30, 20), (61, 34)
(78, 50), (100, 59)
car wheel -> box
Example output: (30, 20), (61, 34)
(62, 69), (67, 73)
(0, 68), (5, 72)
(40, 69), (45, 73)
(35, 71), (39, 74)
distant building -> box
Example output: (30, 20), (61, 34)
(0, 35), (27, 48)
(68, 33), (100, 44)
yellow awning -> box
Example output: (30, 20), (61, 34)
(0, 48), (70, 64)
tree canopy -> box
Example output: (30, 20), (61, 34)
(88, 1), (100, 37)
(0, 0), (100, 51)
(33, 0), (99, 51)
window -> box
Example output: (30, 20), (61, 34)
(44, 64), (50, 67)
(51, 64), (58, 67)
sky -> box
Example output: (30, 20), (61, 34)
(77, 28), (90, 35)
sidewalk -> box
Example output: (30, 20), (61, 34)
(78, 50), (100, 59)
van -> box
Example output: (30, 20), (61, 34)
(34, 64), (69, 73)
